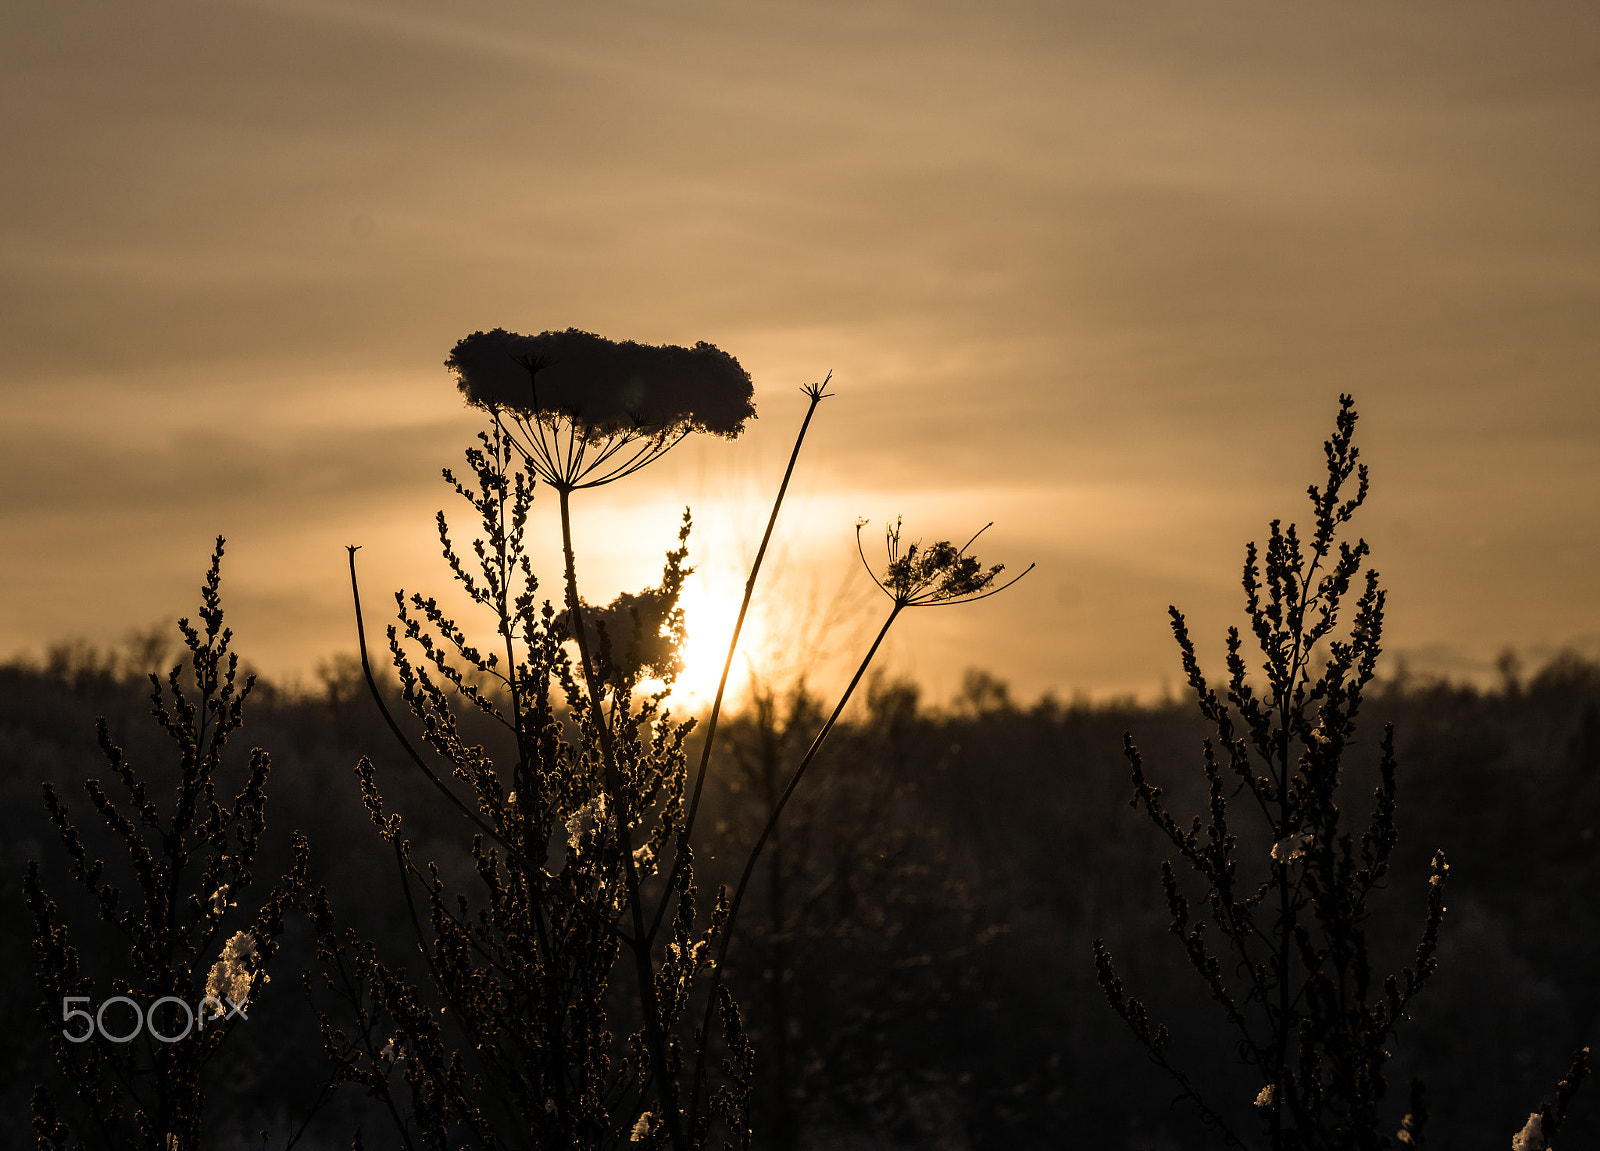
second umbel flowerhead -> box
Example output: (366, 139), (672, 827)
(858, 517), (1033, 609)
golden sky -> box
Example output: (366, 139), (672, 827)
(2, 0), (1597, 703)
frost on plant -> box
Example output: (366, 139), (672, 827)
(1091, 396), (1591, 1149)
(206, 931), (265, 1006)
(1512, 1112), (1545, 1151)
(631, 1111), (657, 1142)
(1270, 832), (1312, 865)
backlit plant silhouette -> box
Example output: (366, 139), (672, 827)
(26, 539), (311, 1151)
(316, 328), (1028, 1150)
(1092, 397), (1589, 1149)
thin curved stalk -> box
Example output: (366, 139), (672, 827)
(650, 379), (831, 943)
(721, 604), (899, 951)
(690, 602), (901, 1128)
(345, 546), (519, 861)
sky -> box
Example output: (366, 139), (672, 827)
(1, 0), (1597, 706)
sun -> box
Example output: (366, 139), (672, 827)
(656, 571), (764, 712)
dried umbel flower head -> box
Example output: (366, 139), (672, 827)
(857, 517), (1033, 609)
(446, 327), (755, 489)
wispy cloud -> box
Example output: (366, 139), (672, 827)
(2, 0), (1597, 700)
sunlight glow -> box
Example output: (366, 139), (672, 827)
(651, 570), (766, 713)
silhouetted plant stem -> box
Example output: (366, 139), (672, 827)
(345, 546), (517, 861)
(691, 602), (902, 1123)
(685, 514), (1029, 1131)
(652, 377), (832, 944)
(488, 468), (571, 1133)
(555, 483), (689, 1151)
(723, 604), (899, 944)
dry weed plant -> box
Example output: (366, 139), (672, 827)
(1093, 397), (1590, 1149)
(311, 328), (1027, 1150)
(26, 540), (312, 1151)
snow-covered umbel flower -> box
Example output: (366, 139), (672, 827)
(206, 930), (266, 1005)
(1512, 1112), (1546, 1151)
(1255, 1084), (1275, 1109)
(564, 584), (686, 690)
(446, 328), (755, 441)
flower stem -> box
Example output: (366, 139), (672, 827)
(691, 601), (902, 1127)
(722, 603), (901, 947)
(555, 485), (689, 1151)
(652, 381), (831, 944)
